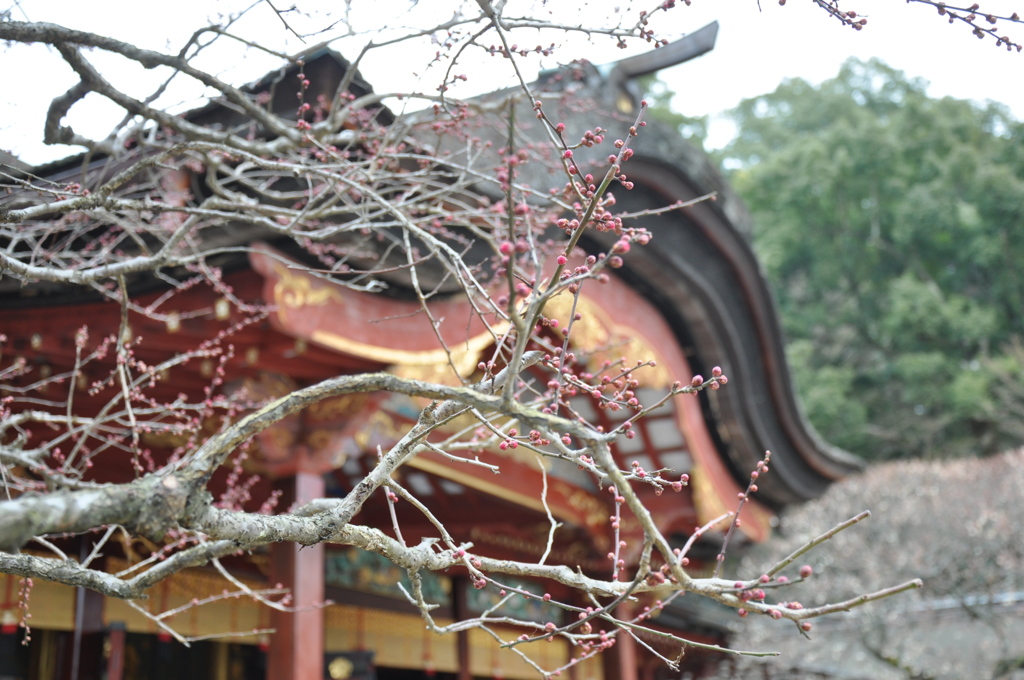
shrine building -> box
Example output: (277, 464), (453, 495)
(0, 28), (860, 680)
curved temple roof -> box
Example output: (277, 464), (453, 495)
(448, 43), (864, 507)
(0, 38), (862, 511)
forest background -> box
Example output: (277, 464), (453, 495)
(647, 57), (1024, 462)
(646, 36), (1024, 680)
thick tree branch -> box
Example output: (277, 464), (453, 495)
(0, 21), (300, 145)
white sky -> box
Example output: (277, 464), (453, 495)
(2, 0), (1021, 165)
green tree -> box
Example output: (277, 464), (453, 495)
(721, 58), (1024, 460)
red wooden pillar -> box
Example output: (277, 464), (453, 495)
(606, 603), (640, 680)
(105, 622), (126, 680)
(452, 577), (471, 680)
(68, 543), (105, 680)
(268, 471), (326, 680)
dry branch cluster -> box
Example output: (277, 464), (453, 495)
(0, 2), (922, 675)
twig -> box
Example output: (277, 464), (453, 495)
(766, 511), (871, 578)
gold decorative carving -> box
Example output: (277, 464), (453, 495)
(307, 393), (371, 424)
(270, 261), (502, 380)
(328, 657), (354, 679)
(544, 293), (609, 349)
(304, 429), (337, 451)
(545, 291), (672, 387)
(556, 481), (608, 528)
(272, 263), (344, 322)
(214, 298), (231, 320)
(260, 426), (296, 454)
(246, 373), (299, 400)
(312, 328), (498, 379)
(354, 410), (406, 451)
